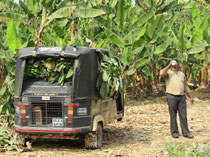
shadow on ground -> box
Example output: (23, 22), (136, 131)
(30, 126), (152, 150)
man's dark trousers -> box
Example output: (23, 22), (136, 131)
(166, 93), (190, 136)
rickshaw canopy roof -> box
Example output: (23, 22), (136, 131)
(17, 46), (108, 59)
(14, 46), (109, 102)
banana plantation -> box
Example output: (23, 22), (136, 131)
(0, 0), (209, 123)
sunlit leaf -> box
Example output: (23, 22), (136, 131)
(19, 1), (34, 17)
(190, 29), (203, 45)
(154, 44), (168, 55)
(104, 29), (125, 47)
(100, 82), (108, 98)
(102, 70), (109, 82)
(48, 6), (76, 22)
(125, 69), (135, 75)
(192, 4), (197, 18)
(66, 68), (74, 78)
(133, 59), (148, 69)
(187, 42), (207, 54)
(7, 19), (19, 54)
(116, 0), (129, 32)
(74, 8), (106, 18)
(132, 46), (144, 55)
(135, 24), (147, 42)
(129, 9), (155, 31)
(178, 24), (186, 53)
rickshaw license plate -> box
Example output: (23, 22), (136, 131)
(42, 96), (50, 100)
(52, 118), (63, 127)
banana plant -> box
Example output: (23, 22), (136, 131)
(97, 54), (124, 99)
(25, 58), (74, 86)
(0, 0), (107, 125)
(35, 3), (106, 46)
(0, 49), (16, 125)
(0, 0), (107, 50)
(175, 3), (210, 85)
(124, 3), (181, 91)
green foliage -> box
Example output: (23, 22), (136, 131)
(97, 54), (125, 99)
(24, 58), (74, 86)
(116, 0), (131, 33)
(104, 29), (125, 47)
(129, 8), (155, 31)
(165, 142), (210, 157)
(0, 129), (18, 151)
(0, 50), (16, 126)
(74, 8), (106, 18)
(178, 24), (186, 53)
(0, 0), (209, 125)
(7, 19), (22, 54)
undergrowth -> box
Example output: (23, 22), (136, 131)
(165, 142), (210, 157)
(0, 129), (18, 151)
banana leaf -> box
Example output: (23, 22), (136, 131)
(66, 68), (74, 79)
(178, 24), (186, 53)
(125, 69), (135, 76)
(7, 19), (22, 54)
(74, 8), (106, 18)
(19, 1), (34, 18)
(47, 6), (76, 22)
(129, 9), (155, 31)
(187, 42), (207, 54)
(102, 70), (109, 82)
(104, 29), (125, 47)
(99, 82), (109, 99)
(154, 43), (168, 55)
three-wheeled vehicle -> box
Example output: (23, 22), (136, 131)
(13, 46), (125, 149)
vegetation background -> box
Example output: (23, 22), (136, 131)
(0, 0), (209, 155)
(0, 0), (209, 124)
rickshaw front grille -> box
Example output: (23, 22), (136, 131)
(30, 102), (62, 126)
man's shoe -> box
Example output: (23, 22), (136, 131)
(172, 134), (179, 138)
(183, 134), (194, 138)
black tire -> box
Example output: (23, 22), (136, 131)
(85, 123), (103, 149)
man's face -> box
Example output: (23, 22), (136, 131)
(171, 60), (178, 68)
(173, 61), (178, 68)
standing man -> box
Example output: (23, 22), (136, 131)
(160, 59), (194, 138)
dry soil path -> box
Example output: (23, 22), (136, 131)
(1, 90), (210, 157)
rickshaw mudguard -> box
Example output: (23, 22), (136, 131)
(92, 115), (104, 131)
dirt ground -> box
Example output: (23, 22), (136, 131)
(1, 89), (210, 157)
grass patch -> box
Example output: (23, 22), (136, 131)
(165, 142), (210, 157)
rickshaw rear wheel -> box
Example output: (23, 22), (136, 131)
(85, 123), (102, 149)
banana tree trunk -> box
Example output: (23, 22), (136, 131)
(0, 60), (7, 89)
(35, 24), (44, 46)
(208, 68), (210, 86)
(200, 50), (207, 88)
(152, 62), (158, 86)
(200, 67), (207, 88)
(139, 72), (145, 90)
(35, 7), (47, 46)
(70, 20), (75, 42)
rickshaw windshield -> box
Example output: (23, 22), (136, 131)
(22, 57), (74, 94)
